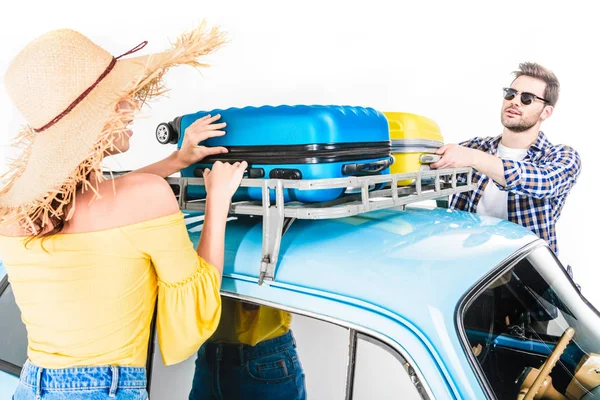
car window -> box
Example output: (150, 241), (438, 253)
(460, 246), (600, 400)
(353, 335), (424, 399)
(149, 297), (427, 399)
(0, 273), (28, 376)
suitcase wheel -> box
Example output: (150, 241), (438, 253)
(156, 122), (178, 144)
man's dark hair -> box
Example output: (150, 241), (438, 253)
(513, 62), (560, 106)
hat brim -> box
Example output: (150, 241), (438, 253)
(1, 55), (150, 209)
(0, 22), (226, 231)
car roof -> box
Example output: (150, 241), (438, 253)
(184, 205), (538, 324)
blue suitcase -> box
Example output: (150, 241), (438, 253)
(156, 105), (392, 203)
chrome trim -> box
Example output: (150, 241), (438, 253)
(454, 239), (547, 400)
(0, 359), (21, 377)
(345, 329), (357, 400)
(221, 291), (434, 399)
(0, 275), (8, 298)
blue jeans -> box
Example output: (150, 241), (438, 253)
(13, 360), (147, 399)
(189, 330), (306, 400)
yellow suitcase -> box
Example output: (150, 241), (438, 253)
(383, 112), (444, 186)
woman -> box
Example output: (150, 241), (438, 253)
(189, 299), (307, 400)
(0, 23), (246, 399)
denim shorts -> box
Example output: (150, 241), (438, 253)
(13, 360), (147, 400)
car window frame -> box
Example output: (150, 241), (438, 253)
(353, 332), (429, 399)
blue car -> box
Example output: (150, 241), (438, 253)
(1, 201), (599, 399)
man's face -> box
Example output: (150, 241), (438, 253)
(501, 75), (550, 133)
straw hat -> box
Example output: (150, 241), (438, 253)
(0, 22), (226, 233)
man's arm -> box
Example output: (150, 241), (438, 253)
(495, 146), (581, 198)
(457, 137), (489, 150)
(432, 144), (582, 199)
(470, 151), (507, 186)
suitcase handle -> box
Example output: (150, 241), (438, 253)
(342, 158), (392, 176)
(419, 154), (441, 164)
(194, 167), (265, 179)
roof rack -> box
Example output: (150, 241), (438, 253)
(166, 167), (475, 285)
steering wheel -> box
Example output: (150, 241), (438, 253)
(519, 327), (575, 400)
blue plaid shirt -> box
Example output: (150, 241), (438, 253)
(450, 132), (582, 255)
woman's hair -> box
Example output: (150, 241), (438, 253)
(25, 179), (86, 247)
(34, 195), (67, 239)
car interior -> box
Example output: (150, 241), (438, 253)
(463, 253), (600, 400)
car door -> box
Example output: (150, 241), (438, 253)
(0, 261), (26, 399)
(148, 295), (432, 399)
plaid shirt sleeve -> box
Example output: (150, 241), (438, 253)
(501, 145), (582, 199)
(459, 137), (487, 149)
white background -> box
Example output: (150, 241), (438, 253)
(0, 1), (599, 397)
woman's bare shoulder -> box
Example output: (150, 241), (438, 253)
(0, 174), (180, 236)
(64, 173), (180, 233)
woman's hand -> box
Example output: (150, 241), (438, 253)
(175, 114), (229, 168)
(131, 114), (229, 178)
(203, 161), (248, 203)
(197, 160), (247, 276)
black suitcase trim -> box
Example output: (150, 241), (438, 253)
(200, 142), (391, 165)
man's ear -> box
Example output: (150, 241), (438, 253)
(540, 105), (554, 122)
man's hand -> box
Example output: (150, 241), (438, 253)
(430, 144), (477, 169)
(430, 143), (506, 186)
(175, 114), (229, 168)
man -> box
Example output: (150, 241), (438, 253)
(431, 62), (581, 257)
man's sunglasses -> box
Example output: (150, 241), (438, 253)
(503, 87), (549, 106)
